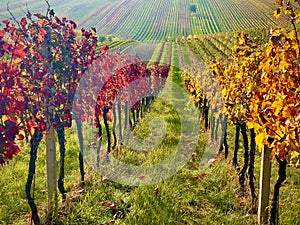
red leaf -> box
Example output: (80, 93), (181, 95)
(98, 201), (109, 206)
(17, 134), (25, 140)
(40, 121), (47, 131)
(55, 16), (61, 25)
(27, 120), (38, 128)
(194, 173), (207, 181)
(14, 145), (21, 155)
(4, 151), (13, 160)
(40, 28), (47, 36)
(2, 20), (10, 25)
(0, 30), (6, 39)
(36, 52), (43, 61)
(3, 41), (10, 51)
(16, 95), (24, 102)
(13, 44), (25, 58)
(101, 45), (109, 54)
(69, 20), (77, 29)
(38, 28), (47, 43)
(193, 176), (200, 181)
(5, 125), (19, 141)
(20, 17), (27, 27)
(109, 203), (115, 209)
(138, 175), (145, 180)
(4, 120), (19, 141)
(15, 101), (25, 112)
(3, 143), (20, 160)
(34, 13), (44, 19)
(51, 23), (60, 29)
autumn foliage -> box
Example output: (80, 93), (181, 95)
(0, 3), (170, 165)
(0, 4), (98, 164)
(210, 1), (300, 165)
(181, 1), (299, 223)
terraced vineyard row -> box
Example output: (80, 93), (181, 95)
(108, 40), (137, 51)
(0, 0), (110, 25)
(198, 0), (287, 33)
(105, 25), (270, 71)
(186, 28), (270, 61)
(0, 0), (288, 43)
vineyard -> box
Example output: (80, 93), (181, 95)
(0, 0), (288, 42)
(1, 0), (300, 225)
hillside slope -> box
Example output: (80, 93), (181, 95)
(0, 0), (287, 43)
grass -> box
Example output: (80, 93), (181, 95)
(1, 127), (299, 224)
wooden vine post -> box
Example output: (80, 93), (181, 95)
(46, 127), (57, 216)
(43, 26), (58, 217)
(258, 145), (272, 225)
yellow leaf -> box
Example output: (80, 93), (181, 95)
(247, 121), (254, 129)
(13, 58), (22, 64)
(271, 99), (283, 116)
(247, 121), (260, 131)
(235, 72), (242, 79)
(256, 132), (267, 151)
(274, 8), (281, 19)
(271, 28), (282, 37)
(293, 151), (299, 158)
(91, 29), (96, 37)
(221, 87), (227, 97)
(286, 30), (295, 39)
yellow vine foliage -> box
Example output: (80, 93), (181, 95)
(250, 1), (300, 162)
(182, 62), (225, 118)
(210, 0), (300, 164)
(181, 69), (205, 104)
(210, 34), (262, 125)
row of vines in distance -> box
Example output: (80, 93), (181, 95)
(1, 0), (288, 43)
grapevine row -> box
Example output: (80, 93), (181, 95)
(0, 5), (170, 224)
(181, 2), (300, 224)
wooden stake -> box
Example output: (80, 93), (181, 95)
(258, 145), (272, 225)
(46, 126), (57, 217)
